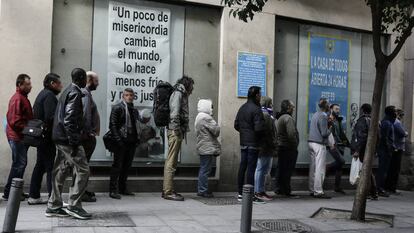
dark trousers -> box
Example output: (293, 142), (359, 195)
(82, 136), (97, 162)
(110, 144), (136, 193)
(4, 141), (29, 198)
(29, 142), (56, 199)
(277, 147), (298, 195)
(385, 150), (403, 192)
(376, 150), (392, 192)
(327, 147), (345, 190)
(237, 148), (259, 195)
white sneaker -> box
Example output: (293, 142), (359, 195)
(237, 194), (242, 202)
(28, 197), (48, 205)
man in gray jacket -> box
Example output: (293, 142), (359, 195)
(276, 100), (299, 197)
(81, 71), (100, 202)
(308, 98), (332, 198)
(163, 76), (194, 201)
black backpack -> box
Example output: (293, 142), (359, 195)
(153, 81), (174, 127)
(22, 119), (46, 147)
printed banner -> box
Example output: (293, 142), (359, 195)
(107, 1), (171, 110)
(308, 34), (349, 129)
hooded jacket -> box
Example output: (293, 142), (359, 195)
(195, 99), (221, 156)
(259, 96), (277, 156)
(168, 83), (189, 135)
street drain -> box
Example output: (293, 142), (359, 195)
(56, 212), (136, 227)
(193, 196), (240, 205)
(253, 219), (316, 233)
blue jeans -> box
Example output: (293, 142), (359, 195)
(237, 148), (259, 195)
(198, 155), (214, 194)
(254, 155), (273, 193)
(4, 140), (29, 197)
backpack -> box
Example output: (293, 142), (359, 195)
(22, 119), (46, 147)
(153, 81), (174, 127)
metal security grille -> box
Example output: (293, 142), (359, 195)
(253, 219), (316, 233)
(56, 212), (136, 227)
(192, 197), (241, 206)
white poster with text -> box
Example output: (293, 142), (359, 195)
(108, 1), (171, 110)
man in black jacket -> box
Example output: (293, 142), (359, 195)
(46, 68), (91, 220)
(28, 73), (62, 205)
(351, 103), (378, 200)
(109, 88), (139, 199)
(234, 86), (265, 203)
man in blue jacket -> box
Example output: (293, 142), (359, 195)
(385, 109), (408, 195)
(376, 105), (397, 197)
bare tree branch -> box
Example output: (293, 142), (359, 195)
(386, 16), (414, 63)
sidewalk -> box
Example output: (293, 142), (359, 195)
(1, 190), (414, 233)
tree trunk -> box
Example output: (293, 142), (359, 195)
(351, 63), (388, 221)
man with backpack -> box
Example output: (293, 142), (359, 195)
(3, 74), (33, 201)
(161, 76), (194, 201)
(108, 88), (139, 200)
(28, 73), (63, 205)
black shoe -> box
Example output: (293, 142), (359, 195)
(109, 192), (122, 199)
(45, 208), (69, 217)
(81, 194), (97, 202)
(120, 190), (135, 196)
(163, 192), (184, 201)
(22, 193), (29, 198)
(387, 190), (402, 196)
(197, 192), (214, 198)
(85, 191), (96, 197)
(66, 206), (92, 220)
(367, 195), (379, 201)
(378, 190), (390, 197)
(313, 193), (331, 199)
(2, 194), (26, 202)
(334, 188), (346, 195)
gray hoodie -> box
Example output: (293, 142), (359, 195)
(195, 99), (221, 155)
(308, 111), (331, 145)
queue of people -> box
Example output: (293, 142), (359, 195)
(234, 86), (408, 203)
(3, 70), (409, 219)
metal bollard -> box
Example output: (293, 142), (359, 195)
(3, 178), (24, 233)
(240, 184), (254, 233)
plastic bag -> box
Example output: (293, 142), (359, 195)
(349, 157), (362, 185)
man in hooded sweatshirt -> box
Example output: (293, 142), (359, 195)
(254, 96), (277, 201)
(195, 99), (221, 198)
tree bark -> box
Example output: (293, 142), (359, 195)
(351, 62), (388, 221)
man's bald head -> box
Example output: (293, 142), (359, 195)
(86, 71), (99, 91)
